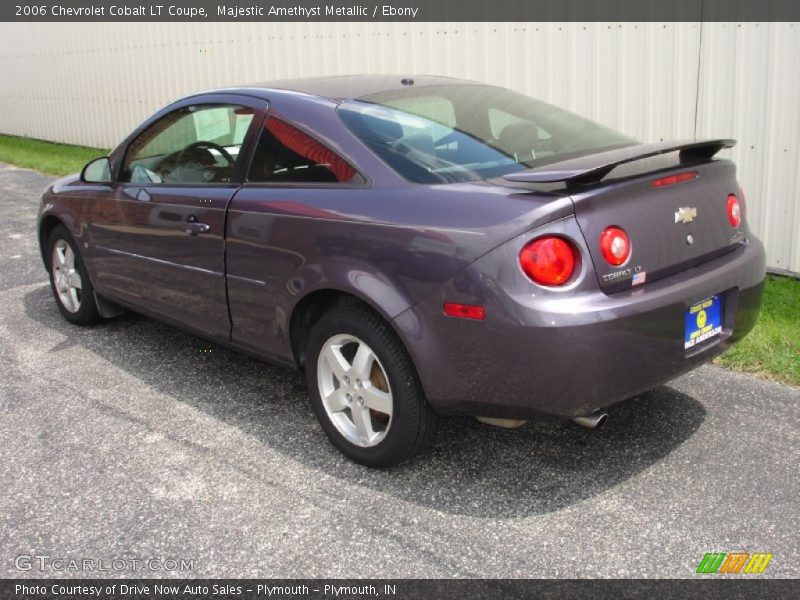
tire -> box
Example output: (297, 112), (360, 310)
(46, 224), (101, 326)
(305, 300), (437, 467)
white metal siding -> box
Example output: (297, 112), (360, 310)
(0, 22), (797, 273)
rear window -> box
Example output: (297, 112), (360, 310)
(338, 85), (635, 184)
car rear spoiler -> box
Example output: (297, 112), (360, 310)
(502, 139), (736, 185)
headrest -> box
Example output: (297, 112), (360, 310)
(498, 120), (541, 157)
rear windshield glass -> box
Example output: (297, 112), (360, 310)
(338, 85), (635, 184)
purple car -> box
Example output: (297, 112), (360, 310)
(38, 75), (765, 466)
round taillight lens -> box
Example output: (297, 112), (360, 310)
(599, 227), (630, 266)
(519, 236), (577, 286)
(727, 194), (741, 228)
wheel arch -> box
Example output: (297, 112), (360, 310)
(289, 288), (412, 372)
(38, 215), (67, 268)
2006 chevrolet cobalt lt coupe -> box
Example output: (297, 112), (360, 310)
(38, 75), (765, 466)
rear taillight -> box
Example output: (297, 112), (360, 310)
(519, 236), (577, 286)
(727, 194), (741, 228)
(599, 226), (631, 266)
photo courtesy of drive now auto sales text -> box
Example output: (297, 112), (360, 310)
(16, 583), (390, 597)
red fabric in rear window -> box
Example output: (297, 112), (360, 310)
(265, 117), (356, 183)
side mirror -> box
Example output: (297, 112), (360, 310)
(81, 157), (112, 184)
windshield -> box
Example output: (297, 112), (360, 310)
(338, 85), (636, 184)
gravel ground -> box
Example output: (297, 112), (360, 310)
(0, 163), (797, 578)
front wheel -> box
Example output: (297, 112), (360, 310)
(47, 224), (101, 325)
(305, 301), (437, 467)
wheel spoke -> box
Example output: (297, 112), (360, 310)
(68, 288), (80, 311)
(350, 405), (374, 442)
(67, 269), (83, 290)
(62, 289), (75, 312)
(323, 388), (348, 413)
(351, 343), (374, 380)
(361, 386), (392, 416)
(322, 344), (350, 383)
(64, 245), (75, 268)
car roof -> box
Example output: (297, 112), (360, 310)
(225, 75), (485, 103)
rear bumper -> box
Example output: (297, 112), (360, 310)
(393, 231), (766, 420)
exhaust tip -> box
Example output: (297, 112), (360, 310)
(571, 411), (608, 430)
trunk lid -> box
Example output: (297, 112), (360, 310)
(501, 139), (744, 293)
(570, 159), (744, 292)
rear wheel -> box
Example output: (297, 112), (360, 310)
(305, 301), (436, 467)
(47, 225), (100, 325)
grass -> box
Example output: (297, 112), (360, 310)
(0, 133), (797, 385)
(716, 274), (800, 387)
(0, 134), (108, 176)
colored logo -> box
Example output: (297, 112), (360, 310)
(696, 552), (773, 574)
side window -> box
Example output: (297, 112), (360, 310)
(248, 116), (363, 184)
(121, 104), (255, 184)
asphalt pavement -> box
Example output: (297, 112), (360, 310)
(0, 163), (797, 578)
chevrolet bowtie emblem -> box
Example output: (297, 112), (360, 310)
(675, 206), (697, 224)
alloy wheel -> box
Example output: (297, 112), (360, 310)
(51, 239), (83, 313)
(316, 334), (394, 447)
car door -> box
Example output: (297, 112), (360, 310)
(86, 95), (267, 338)
(225, 113), (368, 359)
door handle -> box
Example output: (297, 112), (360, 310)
(184, 216), (211, 236)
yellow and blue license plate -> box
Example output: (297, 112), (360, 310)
(685, 295), (723, 350)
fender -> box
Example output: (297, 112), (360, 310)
(289, 256), (416, 320)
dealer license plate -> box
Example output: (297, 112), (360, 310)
(684, 295), (723, 350)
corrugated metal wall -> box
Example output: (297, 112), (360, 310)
(0, 22), (797, 273)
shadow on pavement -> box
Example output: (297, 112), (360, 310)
(24, 284), (707, 518)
